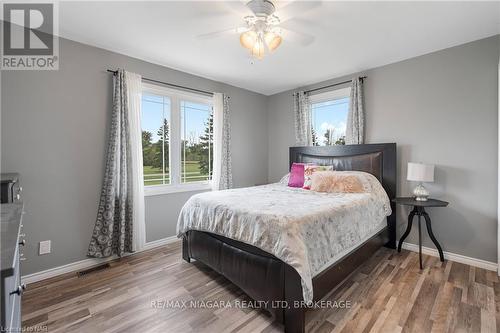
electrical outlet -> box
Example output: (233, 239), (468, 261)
(39, 240), (51, 255)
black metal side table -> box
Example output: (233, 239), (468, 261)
(392, 197), (449, 269)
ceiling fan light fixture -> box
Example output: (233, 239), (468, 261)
(264, 31), (282, 52)
(251, 39), (265, 60)
(247, 0), (276, 17)
(237, 1), (286, 59)
(197, 0), (315, 60)
(240, 30), (257, 50)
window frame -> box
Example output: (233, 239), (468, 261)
(142, 83), (214, 196)
(309, 86), (351, 104)
(309, 87), (351, 146)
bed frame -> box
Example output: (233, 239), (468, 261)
(182, 143), (397, 332)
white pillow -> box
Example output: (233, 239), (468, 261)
(278, 173), (290, 185)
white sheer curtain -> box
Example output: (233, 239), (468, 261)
(212, 93), (233, 190)
(126, 72), (146, 252)
(294, 91), (312, 146)
(346, 78), (365, 144)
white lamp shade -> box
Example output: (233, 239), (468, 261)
(407, 162), (434, 182)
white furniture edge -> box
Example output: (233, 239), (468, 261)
(402, 242), (497, 272)
(22, 236), (179, 284)
(497, 58), (499, 276)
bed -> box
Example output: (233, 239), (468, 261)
(177, 143), (396, 333)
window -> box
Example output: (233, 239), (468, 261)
(181, 101), (213, 183)
(310, 87), (351, 146)
(141, 93), (171, 186)
(141, 83), (213, 195)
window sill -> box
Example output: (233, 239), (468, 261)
(144, 182), (212, 196)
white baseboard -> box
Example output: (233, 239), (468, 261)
(401, 242), (498, 272)
(22, 236), (179, 285)
(142, 235), (178, 250)
(24, 238), (497, 285)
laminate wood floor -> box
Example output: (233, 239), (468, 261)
(22, 241), (499, 332)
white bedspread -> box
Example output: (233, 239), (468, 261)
(177, 173), (391, 303)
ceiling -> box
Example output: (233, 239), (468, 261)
(59, 1), (500, 95)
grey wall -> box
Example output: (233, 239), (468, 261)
(2, 34), (498, 276)
(267, 35), (499, 263)
(1, 38), (268, 275)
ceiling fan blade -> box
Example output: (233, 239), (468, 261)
(196, 27), (249, 40)
(280, 27), (314, 46)
(219, 0), (254, 17)
(275, 0), (322, 23)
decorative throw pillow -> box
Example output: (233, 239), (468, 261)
(310, 171), (365, 193)
(303, 165), (333, 190)
(288, 163), (305, 187)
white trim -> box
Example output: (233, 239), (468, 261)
(22, 236), (180, 285)
(142, 235), (178, 250)
(142, 82), (213, 105)
(401, 242), (498, 272)
(497, 58), (499, 275)
(144, 182), (211, 196)
(23, 238), (497, 285)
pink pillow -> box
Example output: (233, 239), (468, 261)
(288, 163), (305, 187)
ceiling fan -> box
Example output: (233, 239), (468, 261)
(196, 0), (319, 60)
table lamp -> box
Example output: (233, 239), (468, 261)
(407, 162), (434, 201)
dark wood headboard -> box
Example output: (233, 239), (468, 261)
(289, 143), (397, 248)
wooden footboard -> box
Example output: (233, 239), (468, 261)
(182, 229), (388, 333)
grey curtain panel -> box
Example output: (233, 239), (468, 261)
(294, 91), (312, 146)
(212, 93), (233, 190)
(346, 77), (365, 144)
(88, 69), (134, 258)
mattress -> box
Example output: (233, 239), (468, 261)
(177, 173), (391, 303)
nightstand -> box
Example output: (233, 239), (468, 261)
(392, 197), (449, 269)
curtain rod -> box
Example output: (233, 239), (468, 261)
(107, 69), (215, 97)
(295, 76), (367, 95)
